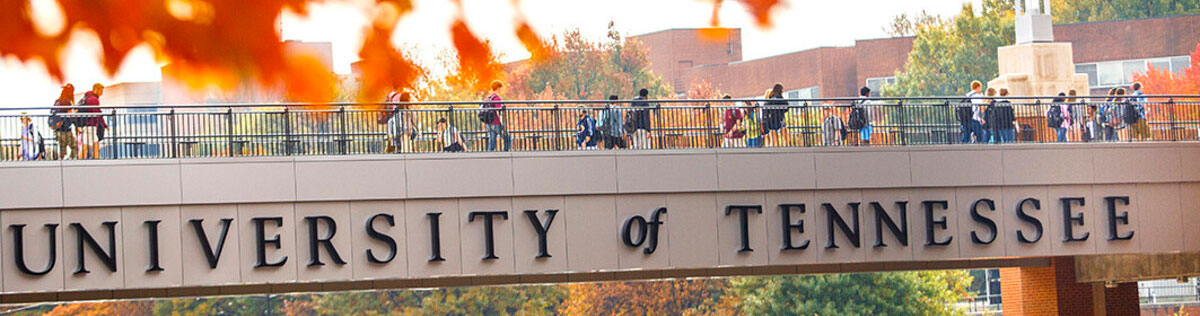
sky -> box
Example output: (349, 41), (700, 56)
(0, 0), (985, 107)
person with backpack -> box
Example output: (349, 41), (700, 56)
(383, 91), (416, 153)
(480, 80), (511, 151)
(820, 106), (845, 146)
(988, 88), (1018, 143)
(763, 83), (789, 146)
(1101, 88), (1125, 142)
(742, 101), (764, 148)
(629, 89), (653, 149)
(846, 86), (873, 146)
(958, 81), (987, 143)
(78, 83), (107, 159)
(50, 84), (77, 160)
(597, 95), (627, 150)
(1127, 82), (1151, 141)
(720, 95), (745, 148)
(1046, 92), (1071, 142)
(575, 106), (597, 149)
(435, 118), (464, 152)
(19, 114), (42, 160)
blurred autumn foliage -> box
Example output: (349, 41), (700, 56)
(1133, 43), (1200, 96)
(23, 271), (971, 316)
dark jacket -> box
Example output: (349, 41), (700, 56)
(50, 100), (75, 132)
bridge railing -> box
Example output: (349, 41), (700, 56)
(0, 95), (1196, 161)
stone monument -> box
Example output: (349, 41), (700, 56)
(987, 0), (1090, 96)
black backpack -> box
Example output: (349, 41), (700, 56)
(955, 106), (974, 124)
(1122, 101), (1141, 123)
(1046, 105), (1064, 128)
(478, 95), (499, 124)
(846, 104), (867, 130)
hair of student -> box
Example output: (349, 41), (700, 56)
(1108, 88), (1117, 95)
(399, 92), (412, 102)
(608, 95), (619, 100)
(1131, 82), (1142, 90)
(639, 88), (649, 97)
(999, 88), (1009, 96)
(92, 83), (104, 91)
(436, 118), (447, 124)
(490, 80), (504, 91)
(1116, 88), (1126, 95)
(986, 87), (997, 96)
(1068, 89), (1077, 96)
(860, 86), (871, 97)
(722, 94), (732, 99)
(971, 81), (982, 90)
(57, 84), (75, 104)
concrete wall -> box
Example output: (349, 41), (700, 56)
(0, 143), (1197, 302)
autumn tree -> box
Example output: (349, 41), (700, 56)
(506, 22), (671, 101)
(560, 279), (730, 315)
(884, 10), (945, 37)
(1132, 43), (1200, 96)
(882, 0), (1015, 97)
(726, 271), (972, 316)
(1050, 0), (1200, 24)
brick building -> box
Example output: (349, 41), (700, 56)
(632, 14), (1200, 98)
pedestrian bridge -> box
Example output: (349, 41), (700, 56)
(0, 141), (1197, 303)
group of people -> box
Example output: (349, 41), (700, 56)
(572, 89), (654, 150)
(959, 80), (1151, 144)
(718, 83), (877, 148)
(19, 83), (107, 160)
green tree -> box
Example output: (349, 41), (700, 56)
(882, 0), (1015, 97)
(1051, 0), (1200, 24)
(727, 271), (972, 316)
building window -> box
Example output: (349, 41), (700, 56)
(865, 77), (896, 97)
(783, 86), (819, 105)
(1076, 55), (1191, 88)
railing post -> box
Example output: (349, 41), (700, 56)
(107, 109), (116, 159)
(703, 103), (713, 148)
(169, 109), (177, 158)
(552, 104), (561, 151)
(338, 106), (348, 155)
(283, 107), (292, 155)
(447, 106), (456, 151)
(897, 100), (906, 146)
(1167, 98), (1177, 141)
(226, 107), (234, 157)
(653, 103), (662, 150)
(943, 100), (953, 145)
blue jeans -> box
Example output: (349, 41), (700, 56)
(995, 129), (1016, 143)
(961, 120), (984, 143)
(746, 136), (764, 148)
(486, 124), (511, 151)
(1054, 127), (1067, 142)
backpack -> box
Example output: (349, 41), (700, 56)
(1046, 105), (1064, 128)
(478, 94), (501, 124)
(955, 106), (974, 124)
(622, 110), (637, 132)
(1122, 101), (1141, 123)
(846, 104), (867, 130)
(1104, 104), (1123, 126)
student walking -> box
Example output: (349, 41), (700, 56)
(1127, 82), (1151, 141)
(78, 83), (107, 159)
(763, 83), (789, 146)
(1046, 92), (1071, 142)
(958, 81), (987, 143)
(50, 84), (76, 160)
(481, 80), (511, 151)
(821, 106), (845, 146)
(987, 88), (1017, 143)
(630, 89), (653, 149)
(383, 91), (416, 153)
(575, 106), (597, 149)
(720, 95), (745, 148)
(1101, 88), (1124, 142)
(436, 118), (464, 152)
(742, 101), (764, 148)
(846, 86), (873, 146)
(19, 114), (42, 160)
(597, 95), (628, 149)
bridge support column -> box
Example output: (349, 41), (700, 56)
(1000, 256), (1139, 316)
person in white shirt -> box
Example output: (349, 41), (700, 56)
(960, 81), (987, 143)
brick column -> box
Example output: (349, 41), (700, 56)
(1000, 256), (1139, 316)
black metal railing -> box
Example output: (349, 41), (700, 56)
(1, 95), (1197, 161)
